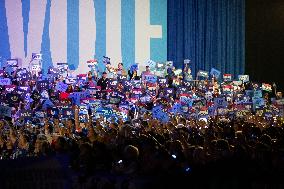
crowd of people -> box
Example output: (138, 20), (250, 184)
(0, 60), (284, 188)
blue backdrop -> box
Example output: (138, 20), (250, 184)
(167, 0), (245, 78)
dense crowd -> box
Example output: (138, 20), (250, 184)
(0, 61), (284, 188)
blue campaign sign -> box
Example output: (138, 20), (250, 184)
(145, 75), (157, 83)
(34, 111), (45, 118)
(37, 80), (49, 91)
(96, 107), (113, 119)
(197, 70), (209, 78)
(210, 68), (221, 78)
(253, 90), (262, 98)
(170, 103), (183, 115)
(62, 108), (74, 118)
(42, 99), (55, 109)
(152, 105), (163, 117)
(214, 97), (228, 108)
(0, 78), (11, 86)
(56, 81), (68, 92)
(245, 90), (254, 97)
(108, 79), (118, 88)
(238, 75), (250, 83)
(0, 105), (12, 117)
(252, 97), (265, 108)
(180, 96), (193, 107)
(158, 78), (167, 85)
(19, 110), (33, 119)
(48, 108), (59, 117)
(165, 88), (174, 96)
(152, 105), (169, 123)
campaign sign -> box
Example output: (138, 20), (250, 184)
(48, 108), (60, 118)
(37, 80), (49, 91)
(210, 68), (221, 79)
(6, 59), (18, 66)
(108, 79), (118, 88)
(197, 70), (209, 78)
(180, 95), (193, 107)
(19, 110), (33, 119)
(165, 88), (174, 97)
(89, 99), (102, 112)
(152, 105), (169, 123)
(109, 97), (120, 104)
(158, 78), (167, 85)
(5, 85), (16, 93)
(56, 82), (68, 92)
(252, 97), (265, 108)
(145, 75), (157, 83)
(214, 98), (228, 108)
(262, 83), (272, 92)
(0, 78), (11, 86)
(184, 59), (191, 64)
(57, 62), (68, 70)
(79, 105), (88, 115)
(103, 56), (110, 64)
(146, 60), (156, 69)
(140, 95), (151, 103)
(35, 111), (45, 118)
(32, 53), (42, 60)
(131, 80), (142, 88)
(170, 103), (183, 115)
(60, 108), (73, 118)
(238, 75), (249, 83)
(65, 77), (76, 84)
(0, 105), (12, 117)
(132, 88), (142, 95)
(31, 64), (41, 71)
(96, 107), (113, 119)
(223, 74), (232, 81)
(253, 90), (263, 98)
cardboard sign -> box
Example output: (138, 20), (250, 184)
(0, 78), (11, 86)
(0, 105), (12, 117)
